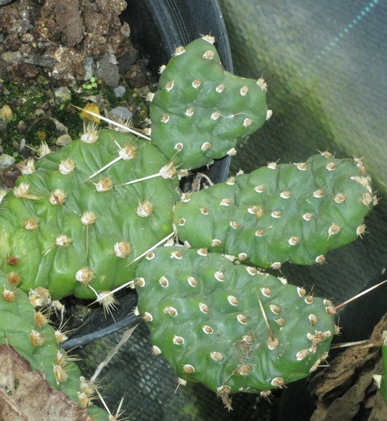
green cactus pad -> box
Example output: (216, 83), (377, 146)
(149, 36), (268, 170)
(0, 127), (180, 300)
(175, 153), (375, 268)
(0, 273), (109, 419)
(135, 246), (335, 397)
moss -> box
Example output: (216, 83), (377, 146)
(1, 76), (150, 162)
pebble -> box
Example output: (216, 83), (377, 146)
(0, 154), (15, 168)
(111, 106), (133, 121)
(97, 52), (119, 88)
(114, 85), (126, 98)
(54, 87), (72, 102)
(56, 134), (72, 146)
(84, 57), (95, 81)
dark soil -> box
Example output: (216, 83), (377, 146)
(0, 0), (153, 187)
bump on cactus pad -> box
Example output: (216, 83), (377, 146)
(149, 36), (268, 170)
(135, 246), (335, 399)
(175, 153), (375, 268)
(0, 127), (180, 300)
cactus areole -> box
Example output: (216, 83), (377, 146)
(0, 36), (376, 408)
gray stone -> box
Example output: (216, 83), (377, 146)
(114, 85), (126, 98)
(56, 134), (72, 146)
(84, 57), (95, 81)
(0, 154), (15, 168)
(97, 52), (119, 88)
(54, 86), (72, 102)
(111, 106), (133, 121)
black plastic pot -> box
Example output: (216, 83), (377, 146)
(63, 0), (233, 349)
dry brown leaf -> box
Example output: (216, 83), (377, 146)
(0, 344), (88, 421)
(309, 314), (387, 400)
(311, 364), (376, 421)
(308, 313), (387, 420)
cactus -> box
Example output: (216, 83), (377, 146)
(174, 153), (375, 268)
(149, 35), (269, 170)
(0, 272), (109, 420)
(0, 128), (180, 300)
(0, 35), (377, 410)
(135, 245), (336, 402)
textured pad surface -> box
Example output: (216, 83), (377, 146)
(150, 37), (268, 169)
(0, 129), (179, 299)
(175, 153), (374, 268)
(136, 246), (335, 395)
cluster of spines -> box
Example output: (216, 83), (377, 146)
(135, 246), (336, 401)
(174, 152), (376, 268)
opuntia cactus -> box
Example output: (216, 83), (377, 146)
(135, 245), (336, 403)
(149, 35), (269, 170)
(0, 128), (180, 300)
(174, 153), (375, 268)
(0, 272), (109, 420)
(0, 35), (377, 411)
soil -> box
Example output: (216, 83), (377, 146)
(0, 0), (153, 188)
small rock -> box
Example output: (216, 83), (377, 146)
(56, 134), (72, 146)
(17, 120), (27, 132)
(111, 106), (133, 121)
(97, 52), (119, 88)
(4, 32), (21, 51)
(35, 109), (45, 117)
(114, 86), (126, 98)
(1, 51), (22, 64)
(55, 1), (84, 47)
(0, 119), (8, 132)
(0, 105), (13, 121)
(0, 154), (15, 168)
(24, 55), (58, 68)
(54, 87), (72, 102)
(83, 57), (95, 81)
(125, 62), (148, 88)
(0, 164), (21, 187)
(118, 44), (138, 74)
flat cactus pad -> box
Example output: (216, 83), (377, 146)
(0, 128), (180, 300)
(175, 153), (375, 268)
(149, 36), (268, 170)
(135, 246), (336, 398)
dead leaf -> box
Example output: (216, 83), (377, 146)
(308, 313), (387, 420)
(80, 102), (101, 123)
(0, 344), (88, 421)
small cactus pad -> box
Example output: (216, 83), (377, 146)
(0, 127), (180, 300)
(135, 246), (335, 396)
(175, 153), (375, 268)
(149, 36), (268, 169)
(0, 273), (109, 419)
